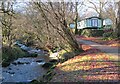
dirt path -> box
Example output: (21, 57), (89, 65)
(50, 40), (119, 82)
(78, 39), (119, 56)
(50, 38), (119, 82)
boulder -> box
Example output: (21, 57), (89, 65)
(7, 71), (15, 74)
(2, 62), (10, 67)
(49, 59), (58, 63)
(36, 59), (43, 62)
(12, 62), (17, 65)
(17, 61), (24, 64)
(12, 61), (29, 65)
(24, 62), (30, 64)
(8, 68), (12, 70)
(30, 80), (40, 83)
(42, 62), (53, 69)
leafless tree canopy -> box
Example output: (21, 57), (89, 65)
(1, 1), (84, 53)
(1, 0), (119, 52)
(30, 2), (83, 52)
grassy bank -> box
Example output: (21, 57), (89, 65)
(50, 46), (119, 82)
(2, 45), (30, 67)
(31, 44), (119, 82)
(29, 48), (83, 83)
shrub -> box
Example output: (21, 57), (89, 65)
(103, 29), (118, 40)
(81, 29), (104, 37)
(103, 31), (113, 38)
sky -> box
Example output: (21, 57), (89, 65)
(12, 0), (98, 16)
(13, 2), (28, 13)
(2, 0), (120, 2)
(2, 0), (117, 18)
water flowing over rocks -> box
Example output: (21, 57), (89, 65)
(1, 42), (60, 83)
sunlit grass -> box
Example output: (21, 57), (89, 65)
(57, 52), (118, 71)
(58, 61), (114, 72)
(51, 48), (119, 82)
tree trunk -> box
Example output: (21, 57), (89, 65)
(117, 1), (120, 37)
(75, 2), (78, 34)
(62, 20), (83, 52)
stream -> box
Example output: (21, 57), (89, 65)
(2, 58), (47, 83)
(1, 42), (53, 83)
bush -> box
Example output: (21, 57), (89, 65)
(92, 29), (104, 37)
(103, 31), (113, 38)
(103, 30), (118, 40)
(81, 29), (91, 37)
(81, 29), (104, 37)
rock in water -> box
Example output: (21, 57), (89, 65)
(17, 61), (24, 64)
(12, 62), (17, 65)
(7, 71), (15, 74)
(2, 62), (10, 67)
(49, 59), (58, 63)
(30, 79), (39, 83)
(8, 68), (12, 70)
(42, 62), (53, 69)
(36, 59), (43, 62)
(24, 62), (30, 64)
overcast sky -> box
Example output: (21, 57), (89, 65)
(12, 0), (116, 18)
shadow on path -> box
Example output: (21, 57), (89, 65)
(78, 40), (119, 56)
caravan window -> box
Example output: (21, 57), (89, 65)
(91, 18), (98, 27)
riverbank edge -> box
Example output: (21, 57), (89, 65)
(2, 45), (38, 67)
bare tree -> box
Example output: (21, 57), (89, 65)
(74, 2), (78, 34)
(1, 1), (15, 47)
(87, 0), (107, 17)
(103, 1), (118, 32)
(31, 1), (83, 53)
(85, 0), (108, 27)
(117, 1), (120, 37)
(0, 1), (84, 55)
